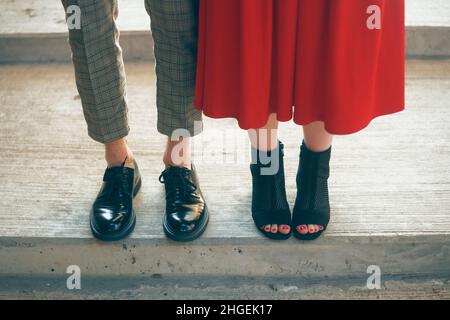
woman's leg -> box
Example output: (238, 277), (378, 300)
(297, 121), (333, 236)
(249, 114), (279, 152)
(248, 114), (291, 235)
(303, 121), (333, 153)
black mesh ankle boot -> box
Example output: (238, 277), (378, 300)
(292, 141), (331, 240)
(250, 141), (292, 240)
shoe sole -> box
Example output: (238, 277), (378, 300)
(90, 177), (142, 242)
(163, 206), (210, 242)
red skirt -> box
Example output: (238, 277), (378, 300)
(194, 0), (405, 134)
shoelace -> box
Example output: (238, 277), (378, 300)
(104, 157), (132, 200)
(159, 167), (197, 201)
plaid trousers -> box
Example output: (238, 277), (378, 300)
(61, 0), (203, 143)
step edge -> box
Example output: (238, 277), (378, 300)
(0, 25), (448, 37)
(2, 233), (450, 247)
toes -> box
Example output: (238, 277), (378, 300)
(271, 224), (278, 233)
(296, 225), (324, 235)
(297, 225), (309, 235)
(262, 224), (291, 235)
(310, 225), (323, 233)
(313, 225), (324, 232)
(279, 225), (291, 235)
(262, 224), (290, 235)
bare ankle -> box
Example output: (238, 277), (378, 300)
(105, 138), (135, 168)
(164, 137), (192, 169)
(163, 154), (191, 169)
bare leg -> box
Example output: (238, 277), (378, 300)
(303, 121), (333, 152)
(298, 121), (333, 235)
(163, 136), (192, 169)
(105, 138), (135, 169)
(248, 114), (279, 152)
(248, 113), (290, 235)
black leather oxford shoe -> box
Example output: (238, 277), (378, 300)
(90, 160), (142, 241)
(159, 164), (209, 242)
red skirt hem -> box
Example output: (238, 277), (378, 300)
(195, 103), (405, 136)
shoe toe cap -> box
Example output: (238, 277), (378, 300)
(166, 210), (204, 234)
(91, 206), (130, 234)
